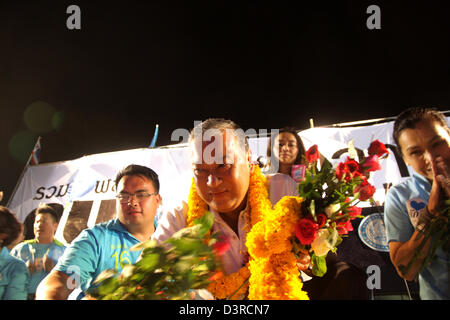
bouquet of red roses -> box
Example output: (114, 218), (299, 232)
(293, 140), (389, 276)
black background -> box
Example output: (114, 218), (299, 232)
(1, 0), (450, 203)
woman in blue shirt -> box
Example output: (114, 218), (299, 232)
(0, 206), (30, 300)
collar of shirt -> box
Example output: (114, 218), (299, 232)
(209, 200), (251, 275)
(412, 171), (432, 192)
(107, 219), (139, 241)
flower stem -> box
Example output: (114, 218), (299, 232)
(227, 276), (249, 300)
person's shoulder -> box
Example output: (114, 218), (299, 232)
(267, 172), (296, 184)
(69, 220), (115, 244)
(53, 238), (66, 248)
(386, 177), (416, 199)
(4, 252), (28, 271)
(88, 219), (118, 233)
(10, 241), (28, 253)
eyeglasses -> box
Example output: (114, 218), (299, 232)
(116, 191), (158, 203)
(193, 164), (233, 179)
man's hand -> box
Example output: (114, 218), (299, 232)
(26, 259), (42, 274)
(296, 249), (311, 271)
(43, 254), (55, 273)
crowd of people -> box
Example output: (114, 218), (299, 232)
(0, 107), (448, 300)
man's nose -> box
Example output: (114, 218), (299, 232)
(128, 196), (139, 206)
(424, 150), (433, 163)
(207, 174), (222, 187)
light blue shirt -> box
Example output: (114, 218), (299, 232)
(55, 219), (142, 299)
(10, 239), (65, 294)
(384, 172), (449, 300)
(0, 247), (30, 300)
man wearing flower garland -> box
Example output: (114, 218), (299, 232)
(153, 119), (305, 299)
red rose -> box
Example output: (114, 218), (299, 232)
(347, 205), (362, 219)
(362, 154), (381, 172)
(344, 157), (360, 174)
(213, 234), (231, 255)
(316, 213), (328, 228)
(294, 218), (319, 245)
(305, 145), (320, 163)
(368, 140), (389, 157)
(351, 171), (364, 180)
(336, 162), (349, 180)
(336, 158), (364, 181)
(354, 178), (376, 201)
(337, 220), (353, 235)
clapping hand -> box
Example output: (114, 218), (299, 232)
(435, 157), (450, 197)
(42, 254), (55, 273)
(428, 156), (450, 215)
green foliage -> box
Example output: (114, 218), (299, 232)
(89, 211), (223, 300)
(311, 253), (327, 277)
(298, 158), (363, 220)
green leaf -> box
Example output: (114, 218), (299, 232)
(171, 224), (203, 239)
(194, 210), (215, 236)
(97, 277), (119, 296)
(311, 253), (327, 277)
(309, 199), (316, 218)
(130, 239), (157, 251)
(139, 253), (161, 272)
(166, 237), (207, 254)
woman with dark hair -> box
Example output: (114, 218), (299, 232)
(265, 127), (368, 299)
(266, 127), (306, 176)
(384, 107), (450, 300)
(0, 206), (29, 300)
(262, 128), (304, 206)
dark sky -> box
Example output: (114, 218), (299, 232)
(1, 1), (450, 203)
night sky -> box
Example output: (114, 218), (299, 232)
(1, 1), (450, 203)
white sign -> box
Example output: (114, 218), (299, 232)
(9, 119), (434, 245)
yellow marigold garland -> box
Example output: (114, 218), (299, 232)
(187, 166), (308, 300)
(246, 196), (308, 300)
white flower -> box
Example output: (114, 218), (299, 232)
(324, 203), (340, 218)
(311, 228), (338, 257)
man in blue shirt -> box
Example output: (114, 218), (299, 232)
(11, 204), (65, 299)
(384, 107), (450, 299)
(36, 164), (162, 299)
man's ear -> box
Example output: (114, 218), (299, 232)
(247, 150), (255, 173)
(156, 193), (163, 206)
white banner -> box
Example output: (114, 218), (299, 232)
(9, 119), (443, 245)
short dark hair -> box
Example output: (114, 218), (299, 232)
(35, 204), (59, 223)
(114, 164), (160, 193)
(393, 107), (449, 153)
(189, 118), (250, 154)
(267, 127), (307, 166)
(0, 206), (22, 248)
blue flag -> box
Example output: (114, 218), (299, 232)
(149, 124), (159, 148)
